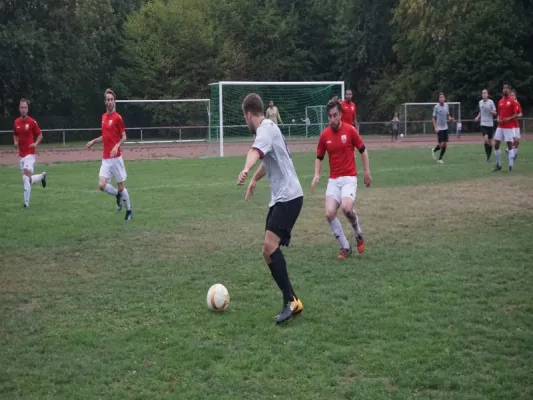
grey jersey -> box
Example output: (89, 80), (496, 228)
(478, 99), (496, 127)
(433, 103), (450, 130)
(252, 119), (304, 207)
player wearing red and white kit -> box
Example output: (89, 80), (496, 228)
(493, 82), (519, 172)
(341, 89), (357, 127)
(86, 88), (133, 220)
(13, 99), (47, 208)
(510, 90), (522, 160)
(311, 97), (372, 259)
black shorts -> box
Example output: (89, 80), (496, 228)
(265, 196), (303, 247)
(437, 129), (449, 143)
(481, 126), (494, 139)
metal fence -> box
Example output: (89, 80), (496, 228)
(1, 118), (531, 146)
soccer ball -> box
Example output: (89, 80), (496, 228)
(291, 119), (295, 123)
(206, 284), (230, 312)
(400, 134), (404, 137)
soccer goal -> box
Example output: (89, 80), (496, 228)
(209, 81), (345, 157)
(401, 102), (462, 136)
(114, 99), (211, 144)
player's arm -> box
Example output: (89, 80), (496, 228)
(30, 122), (43, 148)
(276, 108), (282, 125)
(86, 135), (102, 148)
(312, 135), (326, 191)
(490, 101), (497, 116)
(432, 108), (437, 132)
(13, 124), (18, 147)
(238, 130), (271, 185)
(353, 128), (372, 187)
(251, 162), (266, 182)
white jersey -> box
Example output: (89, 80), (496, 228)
(252, 119), (304, 207)
(478, 99), (496, 127)
(433, 103), (450, 130)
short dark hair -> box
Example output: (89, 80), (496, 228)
(511, 89), (517, 95)
(326, 96), (342, 114)
(242, 93), (264, 116)
(104, 88), (116, 100)
(19, 98), (29, 106)
(503, 81), (510, 88)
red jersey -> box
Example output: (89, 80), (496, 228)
(317, 122), (366, 178)
(511, 101), (522, 128)
(341, 100), (356, 126)
(101, 111), (125, 159)
(497, 96), (519, 129)
(13, 116), (42, 158)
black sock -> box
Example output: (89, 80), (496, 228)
(268, 248), (294, 304)
(434, 145), (441, 152)
(484, 143), (489, 157)
(488, 144), (492, 158)
(439, 146), (447, 160)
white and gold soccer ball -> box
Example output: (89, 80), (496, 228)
(206, 284), (230, 312)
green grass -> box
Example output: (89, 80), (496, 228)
(1, 143), (532, 399)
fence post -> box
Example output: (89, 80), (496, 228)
(62, 131), (66, 147)
(179, 127), (182, 142)
(140, 128), (143, 143)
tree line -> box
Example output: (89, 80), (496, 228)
(1, 0), (532, 126)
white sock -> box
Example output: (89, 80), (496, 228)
(508, 148), (514, 168)
(121, 188), (131, 211)
(104, 184), (118, 196)
(23, 175), (31, 206)
(495, 149), (501, 165)
(329, 218), (350, 249)
(31, 174), (43, 184)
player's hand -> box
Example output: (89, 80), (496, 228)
(29, 143), (36, 149)
(310, 175), (320, 192)
(13, 142), (18, 148)
(364, 172), (372, 187)
(110, 146), (118, 158)
(245, 180), (256, 201)
(434, 127), (439, 134)
(237, 168), (249, 185)
(86, 140), (93, 149)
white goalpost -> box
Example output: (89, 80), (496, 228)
(401, 102), (462, 136)
(114, 99), (211, 144)
(209, 81), (345, 157)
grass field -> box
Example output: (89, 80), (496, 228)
(1, 143), (532, 399)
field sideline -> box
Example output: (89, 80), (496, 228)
(1, 142), (532, 399)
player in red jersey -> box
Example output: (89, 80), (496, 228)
(493, 82), (519, 172)
(510, 90), (522, 160)
(311, 96), (372, 259)
(341, 89), (357, 127)
(12, 99), (47, 208)
(86, 88), (133, 220)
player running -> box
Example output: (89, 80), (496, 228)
(311, 96), (372, 260)
(86, 88), (133, 220)
(474, 89), (497, 162)
(510, 90), (522, 160)
(237, 93), (304, 325)
(493, 82), (519, 172)
(13, 99), (47, 208)
(431, 92), (455, 163)
(341, 89), (357, 127)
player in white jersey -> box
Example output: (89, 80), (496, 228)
(431, 92), (455, 163)
(237, 93), (304, 325)
(474, 89), (497, 162)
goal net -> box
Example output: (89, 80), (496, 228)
(114, 99), (211, 144)
(401, 102), (462, 136)
(209, 81), (345, 156)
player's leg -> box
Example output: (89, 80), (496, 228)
(493, 128), (504, 171)
(20, 155), (42, 207)
(339, 177), (365, 254)
(504, 130), (515, 171)
(114, 157), (132, 220)
(98, 159), (122, 208)
(432, 136), (441, 159)
(437, 130), (448, 162)
(325, 179), (351, 258)
(513, 129), (520, 160)
(263, 197), (303, 324)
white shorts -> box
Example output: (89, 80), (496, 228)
(326, 176), (357, 204)
(513, 128), (521, 139)
(19, 154), (36, 174)
(494, 128), (515, 143)
(99, 156), (127, 183)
